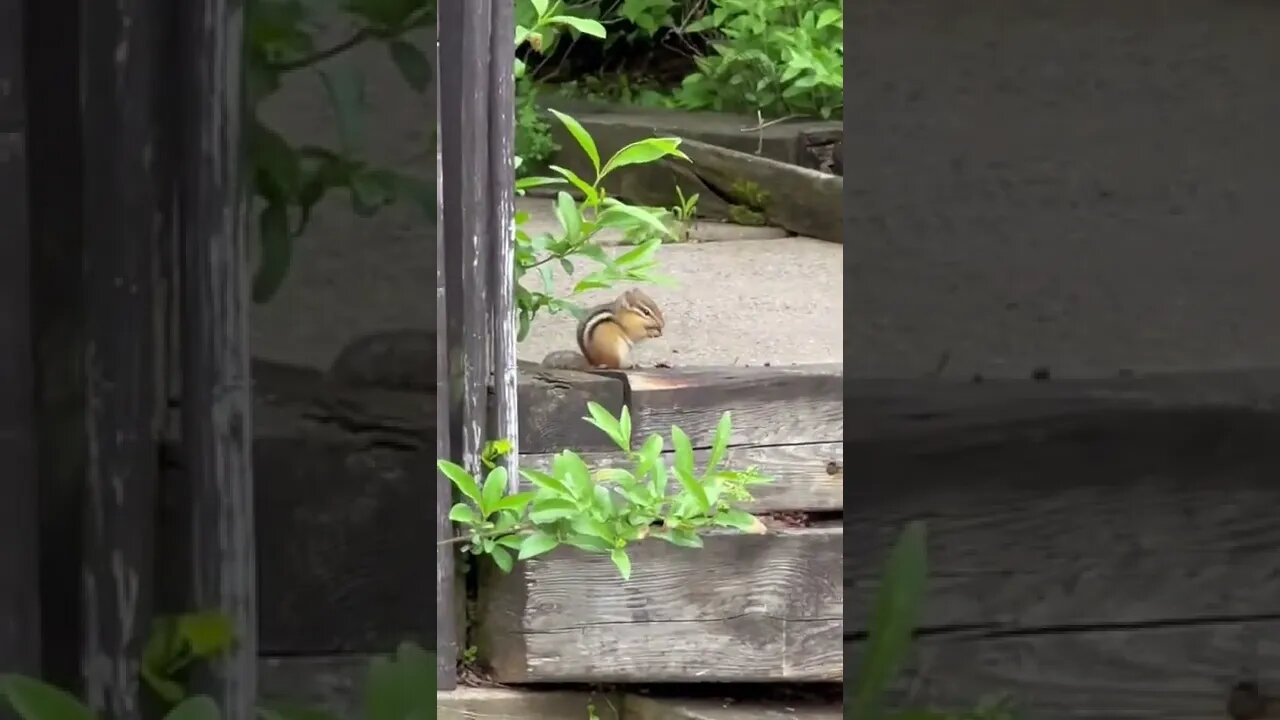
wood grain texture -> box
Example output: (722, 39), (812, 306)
(174, 0), (255, 710)
(626, 364), (844, 449)
(522, 441), (844, 512)
(514, 364), (628, 452)
(0, 2), (39, 679)
(78, 0), (167, 709)
(848, 368), (1280, 446)
(848, 410), (1280, 631)
(624, 695), (844, 720)
(260, 656), (625, 719)
(477, 526), (843, 683)
(848, 620), (1280, 720)
(488, 0), (519, 493)
(161, 361), (436, 654)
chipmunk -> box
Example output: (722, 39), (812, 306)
(541, 289), (665, 370)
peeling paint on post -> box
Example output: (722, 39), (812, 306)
(78, 0), (167, 711)
(489, 0), (519, 491)
(176, 0), (257, 714)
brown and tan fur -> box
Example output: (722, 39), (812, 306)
(541, 289), (665, 370)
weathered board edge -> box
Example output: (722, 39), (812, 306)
(516, 363), (844, 453)
(848, 367), (1280, 444)
(476, 526), (844, 684)
(846, 619), (1280, 720)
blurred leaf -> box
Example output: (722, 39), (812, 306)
(0, 674), (95, 720)
(852, 521), (929, 720)
(387, 40), (432, 92)
(318, 66), (367, 154)
(364, 642), (435, 720)
(253, 202), (293, 303)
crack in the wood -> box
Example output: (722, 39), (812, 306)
(522, 613), (843, 634)
(847, 613), (1280, 642)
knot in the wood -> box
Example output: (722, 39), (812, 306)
(825, 460), (841, 476)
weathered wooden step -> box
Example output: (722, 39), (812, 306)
(624, 695), (844, 719)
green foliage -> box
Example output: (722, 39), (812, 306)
(0, 641), (439, 720)
(677, 0), (843, 119)
(141, 612), (237, 705)
(852, 523), (1028, 720)
(0, 675), (220, 720)
(511, 106), (686, 338)
(441, 403), (772, 580)
(515, 79), (559, 178)
(246, 0), (439, 303)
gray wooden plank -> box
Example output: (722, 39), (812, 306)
(626, 364), (844, 449)
(848, 620), (1280, 720)
(848, 410), (1280, 632)
(477, 526), (843, 683)
(521, 441), (844, 512)
(174, 0), (255, 710)
(78, 0), (167, 709)
(624, 696), (845, 720)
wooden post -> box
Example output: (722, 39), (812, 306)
(78, 0), (167, 711)
(489, 0), (519, 489)
(0, 0), (41, 683)
(434, 50), (457, 687)
(175, 0), (256, 713)
(25, 0), (87, 693)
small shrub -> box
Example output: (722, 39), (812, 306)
(440, 403), (773, 579)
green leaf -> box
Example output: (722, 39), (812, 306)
(490, 545), (515, 573)
(546, 15), (607, 38)
(705, 411), (732, 475)
(520, 468), (570, 496)
(481, 466), (510, 517)
(553, 191), (582, 241)
(528, 497), (578, 524)
(364, 642), (436, 720)
(387, 40), (432, 92)
(252, 202), (292, 303)
(583, 401), (624, 449)
(249, 120), (300, 202)
(552, 450), (593, 500)
(490, 491), (537, 514)
(649, 455), (669, 497)
(547, 165), (598, 203)
(673, 467), (709, 514)
(600, 137), (687, 178)
(670, 425), (696, 479)
(658, 527), (702, 548)
(547, 109), (600, 177)
(637, 434), (664, 462)
(595, 205), (671, 239)
(438, 460), (483, 505)
(610, 548), (632, 579)
(448, 502), (480, 525)
(851, 521), (929, 720)
(618, 406), (633, 452)
(175, 611), (235, 658)
(318, 66), (367, 154)
(163, 696), (222, 720)
(714, 509), (765, 533)
(0, 674), (95, 720)
(562, 532), (613, 553)
(518, 530), (560, 560)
